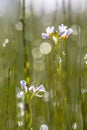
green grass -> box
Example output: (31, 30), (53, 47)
(0, 0), (87, 130)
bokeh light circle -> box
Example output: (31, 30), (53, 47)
(32, 48), (43, 59)
(40, 42), (52, 54)
(40, 124), (49, 130)
(16, 21), (23, 31)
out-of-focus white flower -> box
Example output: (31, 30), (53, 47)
(2, 38), (9, 47)
(20, 80), (26, 87)
(29, 84), (46, 98)
(20, 80), (28, 92)
(20, 80), (46, 98)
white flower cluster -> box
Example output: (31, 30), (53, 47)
(20, 80), (46, 98)
(42, 24), (73, 40)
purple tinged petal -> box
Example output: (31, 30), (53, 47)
(20, 80), (28, 92)
(66, 28), (73, 36)
(42, 26), (57, 40)
(28, 84), (46, 93)
(58, 24), (67, 32)
(46, 26), (56, 34)
(42, 33), (49, 39)
(59, 32), (67, 38)
(38, 84), (46, 92)
(59, 30), (66, 36)
(20, 80), (26, 86)
(50, 26), (56, 33)
(58, 24), (73, 38)
(58, 24), (68, 36)
(28, 86), (36, 93)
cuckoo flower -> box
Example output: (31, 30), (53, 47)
(42, 26), (57, 39)
(29, 84), (46, 93)
(58, 24), (67, 35)
(29, 84), (46, 98)
(20, 80), (28, 92)
(20, 80), (46, 98)
(20, 80), (46, 129)
(58, 24), (73, 39)
(42, 24), (73, 41)
(41, 24), (73, 80)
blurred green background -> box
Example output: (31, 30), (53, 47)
(0, 0), (87, 130)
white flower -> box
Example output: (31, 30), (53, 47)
(42, 26), (56, 39)
(58, 24), (73, 38)
(58, 24), (67, 35)
(20, 80), (46, 98)
(46, 26), (56, 34)
(29, 84), (46, 97)
(20, 80), (28, 92)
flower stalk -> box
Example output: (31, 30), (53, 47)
(41, 24), (73, 129)
(22, 0), (30, 84)
(42, 24), (73, 81)
(20, 80), (46, 129)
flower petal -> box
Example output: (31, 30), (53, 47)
(46, 26), (51, 34)
(66, 28), (73, 37)
(50, 26), (56, 33)
(46, 26), (56, 34)
(20, 80), (28, 92)
(58, 24), (67, 32)
(58, 24), (73, 38)
(28, 86), (36, 93)
(42, 33), (49, 39)
(38, 84), (46, 92)
(20, 80), (26, 87)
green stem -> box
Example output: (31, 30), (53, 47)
(4, 68), (11, 130)
(55, 40), (62, 81)
(22, 0), (31, 128)
(22, 0), (30, 84)
(25, 103), (32, 130)
(25, 92), (33, 130)
(58, 43), (61, 81)
(28, 103), (32, 128)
